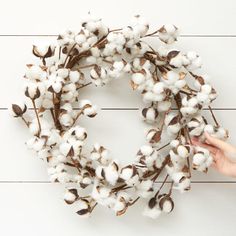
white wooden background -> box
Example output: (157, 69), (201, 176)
(1, 0), (236, 235)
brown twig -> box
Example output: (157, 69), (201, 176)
(31, 99), (41, 136)
(208, 105), (219, 127)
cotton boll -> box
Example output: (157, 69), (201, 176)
(59, 142), (72, 156)
(64, 189), (78, 204)
(177, 145), (189, 159)
(204, 124), (214, 134)
(59, 113), (73, 127)
(143, 205), (162, 219)
(11, 102), (27, 117)
(193, 153), (206, 166)
(132, 72), (145, 85)
(158, 24), (179, 44)
(157, 101), (171, 112)
(76, 199), (91, 217)
(141, 107), (159, 123)
(146, 128), (162, 144)
(104, 161), (119, 185)
(159, 195), (174, 213)
(139, 145), (154, 156)
(69, 70), (81, 83)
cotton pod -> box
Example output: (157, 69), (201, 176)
(192, 146), (213, 172)
(180, 96), (200, 117)
(90, 65), (110, 86)
(171, 171), (191, 193)
(204, 125), (229, 140)
(76, 199), (91, 218)
(146, 128), (162, 144)
(143, 197), (162, 219)
(64, 188), (79, 204)
(90, 143), (111, 165)
(167, 50), (184, 68)
(176, 145), (190, 159)
(158, 24), (179, 44)
(187, 115), (205, 136)
(131, 70), (146, 90)
(120, 165), (139, 186)
(24, 83), (41, 100)
(104, 161), (119, 185)
(197, 84), (217, 105)
(69, 126), (87, 141)
(11, 103), (27, 117)
(47, 74), (64, 93)
(79, 99), (97, 118)
(141, 107), (159, 123)
(26, 137), (45, 152)
(113, 191), (132, 216)
(165, 112), (181, 136)
(162, 71), (186, 94)
(158, 194), (174, 213)
(33, 44), (55, 59)
(185, 51), (202, 71)
(25, 64), (46, 81)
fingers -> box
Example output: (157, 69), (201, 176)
(204, 132), (235, 153)
(191, 137), (218, 155)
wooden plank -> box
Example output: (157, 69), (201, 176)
(0, 0), (236, 35)
(0, 183), (235, 236)
(1, 109), (236, 181)
(0, 37), (235, 108)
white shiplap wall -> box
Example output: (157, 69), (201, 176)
(1, 0), (236, 235)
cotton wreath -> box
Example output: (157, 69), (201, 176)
(11, 14), (228, 219)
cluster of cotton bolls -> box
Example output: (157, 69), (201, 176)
(12, 14), (230, 219)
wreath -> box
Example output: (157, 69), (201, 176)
(11, 14), (228, 219)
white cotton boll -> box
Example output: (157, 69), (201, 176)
(170, 140), (180, 148)
(25, 65), (45, 81)
(113, 200), (126, 213)
(161, 199), (173, 213)
(83, 105), (97, 117)
(120, 167), (133, 180)
(69, 71), (80, 83)
(57, 68), (69, 79)
(143, 205), (162, 219)
(142, 107), (158, 123)
(193, 153), (206, 166)
(76, 199), (90, 218)
(165, 71), (179, 84)
(201, 84), (212, 94)
(177, 145), (189, 158)
(197, 92), (209, 103)
(61, 103), (73, 113)
(175, 79), (186, 89)
(104, 162), (119, 185)
(79, 99), (92, 108)
(75, 34), (87, 44)
(132, 73), (145, 85)
(171, 172), (185, 183)
(59, 142), (71, 156)
(167, 124), (181, 136)
(59, 113), (73, 127)
(204, 124), (214, 134)
(95, 166), (105, 179)
(140, 145), (154, 156)
(186, 51), (197, 61)
(188, 97), (199, 107)
(157, 101), (171, 112)
(153, 82), (165, 94)
(91, 152), (100, 161)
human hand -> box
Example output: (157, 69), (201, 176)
(191, 132), (236, 177)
